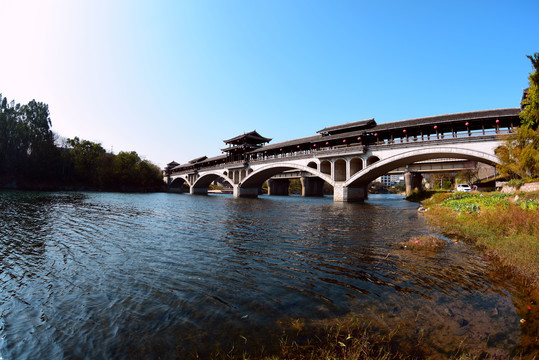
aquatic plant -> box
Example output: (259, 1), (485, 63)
(398, 235), (447, 251)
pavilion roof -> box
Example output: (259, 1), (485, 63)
(221, 144), (262, 152)
(166, 161), (179, 169)
(223, 130), (272, 144)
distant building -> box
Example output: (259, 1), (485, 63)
(378, 174), (404, 187)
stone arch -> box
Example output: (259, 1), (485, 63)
(240, 163), (332, 189)
(192, 171), (234, 190)
(346, 147), (500, 188)
(367, 156), (380, 166)
(169, 177), (189, 192)
(320, 160), (331, 176)
(307, 161), (318, 170)
(350, 157), (363, 176)
(334, 159), (346, 181)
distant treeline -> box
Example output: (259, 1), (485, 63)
(0, 93), (164, 191)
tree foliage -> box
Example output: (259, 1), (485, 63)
(496, 54), (539, 181)
(0, 92), (164, 191)
(495, 127), (539, 179)
(520, 53), (539, 129)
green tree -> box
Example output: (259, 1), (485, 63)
(425, 173), (455, 190)
(521, 53), (539, 129)
(136, 160), (164, 188)
(114, 151), (142, 187)
(495, 126), (539, 179)
(67, 137), (107, 185)
(1, 92), (163, 191)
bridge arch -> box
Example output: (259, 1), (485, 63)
(345, 147), (500, 188)
(192, 171), (234, 189)
(169, 176), (190, 189)
(240, 163), (333, 189)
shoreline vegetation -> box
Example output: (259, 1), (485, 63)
(0, 93), (165, 193)
(419, 190), (539, 292)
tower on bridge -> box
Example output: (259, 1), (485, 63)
(222, 131), (271, 162)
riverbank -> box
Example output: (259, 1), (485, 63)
(419, 191), (539, 358)
(421, 191), (539, 291)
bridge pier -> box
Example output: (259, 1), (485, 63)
(404, 171), (423, 196)
(190, 187), (208, 195)
(267, 179), (290, 196)
(333, 183), (368, 202)
(300, 177), (325, 197)
(233, 186), (259, 198)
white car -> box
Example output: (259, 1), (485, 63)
(456, 184), (472, 192)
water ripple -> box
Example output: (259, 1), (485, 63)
(0, 191), (525, 359)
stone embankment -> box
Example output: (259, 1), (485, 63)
(501, 182), (539, 193)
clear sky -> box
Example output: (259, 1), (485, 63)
(1, 0), (538, 168)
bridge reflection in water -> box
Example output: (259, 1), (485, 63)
(164, 108), (520, 201)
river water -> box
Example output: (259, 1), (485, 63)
(0, 191), (532, 359)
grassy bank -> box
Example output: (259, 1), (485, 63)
(421, 191), (539, 290)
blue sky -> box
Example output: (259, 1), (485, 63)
(1, 0), (537, 167)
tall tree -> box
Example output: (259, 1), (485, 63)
(521, 53), (539, 129)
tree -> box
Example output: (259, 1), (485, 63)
(1, 92), (163, 191)
(425, 173), (456, 190)
(67, 137), (107, 185)
(455, 166), (479, 186)
(521, 53), (539, 129)
(495, 127), (539, 179)
(114, 151), (142, 187)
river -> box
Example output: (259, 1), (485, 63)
(0, 191), (531, 359)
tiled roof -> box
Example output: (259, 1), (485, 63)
(317, 118), (376, 134)
(223, 130), (272, 144)
(370, 108), (520, 132)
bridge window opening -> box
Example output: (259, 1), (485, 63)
(320, 161), (331, 175)
(367, 156), (380, 166)
(334, 159), (346, 181)
(350, 158), (363, 175)
(307, 162), (317, 170)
